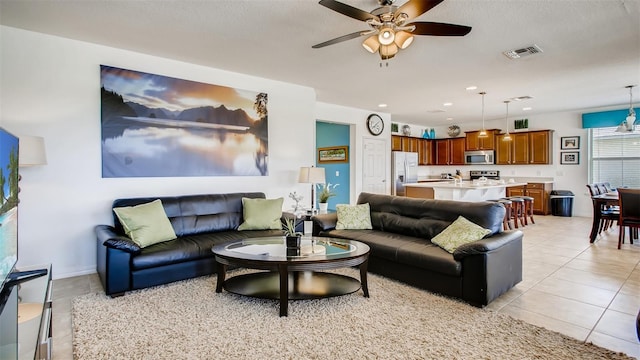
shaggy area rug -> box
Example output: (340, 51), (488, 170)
(72, 269), (632, 359)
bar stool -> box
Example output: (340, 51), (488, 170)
(504, 197), (526, 228)
(489, 199), (513, 230)
(514, 195), (535, 225)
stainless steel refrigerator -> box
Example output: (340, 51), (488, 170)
(392, 151), (418, 196)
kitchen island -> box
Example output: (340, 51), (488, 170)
(404, 181), (528, 202)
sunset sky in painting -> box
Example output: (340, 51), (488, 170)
(100, 65), (260, 119)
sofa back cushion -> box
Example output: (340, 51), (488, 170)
(112, 192), (266, 237)
(357, 192), (505, 239)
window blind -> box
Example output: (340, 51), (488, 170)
(590, 127), (640, 188)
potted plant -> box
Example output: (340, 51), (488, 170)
(282, 217), (302, 248)
(317, 183), (339, 212)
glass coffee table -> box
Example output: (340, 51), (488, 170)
(212, 237), (370, 316)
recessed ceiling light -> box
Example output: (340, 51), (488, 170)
(466, 86), (477, 91)
(443, 102), (453, 107)
(523, 107), (532, 111)
(378, 103), (388, 108)
(446, 117), (453, 121)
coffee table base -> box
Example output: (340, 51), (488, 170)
(223, 271), (362, 301)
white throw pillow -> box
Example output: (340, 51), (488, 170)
(336, 203), (373, 230)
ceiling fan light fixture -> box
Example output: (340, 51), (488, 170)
(378, 26), (395, 45)
(362, 35), (380, 53)
(379, 43), (398, 59)
(394, 31), (414, 49)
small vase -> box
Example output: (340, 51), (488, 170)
(319, 202), (329, 212)
(429, 128), (435, 139)
(286, 235), (301, 248)
(422, 129), (430, 139)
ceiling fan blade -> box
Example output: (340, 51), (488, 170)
(318, 0), (378, 22)
(412, 22), (472, 36)
(395, 0), (445, 21)
(312, 30), (372, 48)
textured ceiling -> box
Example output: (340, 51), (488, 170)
(1, 0), (639, 126)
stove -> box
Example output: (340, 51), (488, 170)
(469, 170), (500, 180)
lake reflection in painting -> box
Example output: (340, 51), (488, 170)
(100, 65), (268, 177)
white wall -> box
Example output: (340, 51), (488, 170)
(0, 26), (319, 278)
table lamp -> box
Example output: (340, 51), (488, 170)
(298, 166), (325, 212)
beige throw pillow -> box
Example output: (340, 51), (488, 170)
(431, 216), (491, 253)
(113, 199), (177, 248)
(335, 203), (373, 230)
(238, 197), (284, 230)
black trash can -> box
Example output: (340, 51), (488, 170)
(550, 190), (575, 217)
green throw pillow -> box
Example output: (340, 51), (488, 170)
(113, 199), (177, 248)
(431, 216), (491, 253)
(238, 197), (283, 230)
(336, 203), (373, 230)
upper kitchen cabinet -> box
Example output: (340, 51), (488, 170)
(391, 135), (402, 151)
(418, 139), (434, 165)
(495, 130), (552, 165)
(391, 135), (419, 152)
(435, 138), (465, 165)
(465, 129), (499, 150)
(528, 130), (551, 164)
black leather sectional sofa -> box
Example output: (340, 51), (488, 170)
(95, 192), (284, 297)
(312, 192), (523, 306)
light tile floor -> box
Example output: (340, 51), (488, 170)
(50, 215), (640, 359)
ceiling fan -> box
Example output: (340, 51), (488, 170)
(312, 0), (472, 60)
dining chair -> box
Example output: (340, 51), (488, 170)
(587, 184), (617, 234)
(617, 188), (640, 249)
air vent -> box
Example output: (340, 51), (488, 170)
(503, 44), (543, 59)
(427, 109), (446, 113)
(511, 96), (534, 101)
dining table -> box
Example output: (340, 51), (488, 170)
(589, 191), (619, 243)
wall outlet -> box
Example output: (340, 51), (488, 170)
(335, 171), (339, 177)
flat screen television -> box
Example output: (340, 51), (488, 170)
(0, 127), (19, 294)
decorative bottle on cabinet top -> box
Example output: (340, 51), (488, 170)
(422, 129), (430, 139)
(429, 128), (435, 139)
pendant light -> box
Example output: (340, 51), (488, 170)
(503, 100), (512, 141)
(616, 85), (636, 133)
(478, 92), (487, 137)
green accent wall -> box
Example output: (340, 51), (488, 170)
(316, 122), (350, 210)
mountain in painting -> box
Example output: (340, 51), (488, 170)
(126, 102), (180, 120)
(177, 105), (253, 127)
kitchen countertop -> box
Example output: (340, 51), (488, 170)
(405, 181), (528, 190)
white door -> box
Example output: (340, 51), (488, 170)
(362, 138), (387, 194)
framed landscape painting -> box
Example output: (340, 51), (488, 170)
(318, 146), (349, 163)
(100, 65), (268, 177)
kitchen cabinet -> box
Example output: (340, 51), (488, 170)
(391, 135), (402, 151)
(392, 135), (433, 165)
(495, 130), (552, 165)
(528, 130), (551, 164)
(465, 129), (499, 150)
(402, 136), (419, 153)
(526, 182), (553, 215)
(435, 138), (465, 165)
(418, 139), (434, 165)
(506, 185), (526, 197)
(506, 182), (553, 215)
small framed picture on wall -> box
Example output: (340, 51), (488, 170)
(560, 151), (580, 165)
(561, 136), (580, 150)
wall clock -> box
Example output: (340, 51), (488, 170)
(367, 113), (384, 136)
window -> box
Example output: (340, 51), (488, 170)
(590, 127), (640, 188)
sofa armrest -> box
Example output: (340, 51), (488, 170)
(311, 213), (338, 232)
(453, 230), (523, 260)
(95, 225), (141, 254)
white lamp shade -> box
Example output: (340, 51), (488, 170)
(19, 135), (47, 167)
(298, 167), (325, 184)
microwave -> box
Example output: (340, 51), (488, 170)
(464, 150), (495, 165)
